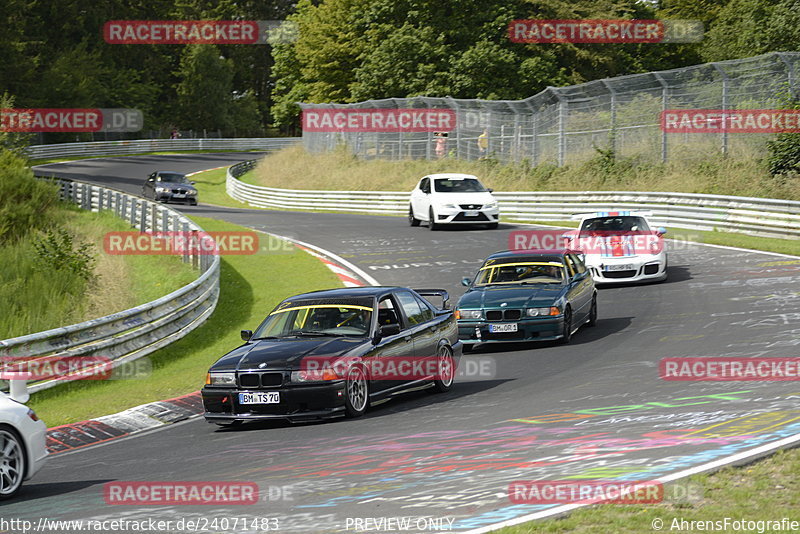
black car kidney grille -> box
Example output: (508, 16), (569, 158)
(459, 204), (483, 210)
(239, 372), (283, 388)
(172, 188), (189, 194)
(486, 309), (522, 321)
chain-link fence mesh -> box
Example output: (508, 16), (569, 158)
(299, 52), (800, 166)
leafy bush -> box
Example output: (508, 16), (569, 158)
(0, 149), (59, 244)
(766, 132), (800, 176)
(32, 228), (96, 281)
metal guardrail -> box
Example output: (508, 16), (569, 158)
(227, 160), (800, 239)
(0, 176), (221, 393)
(24, 137), (301, 160)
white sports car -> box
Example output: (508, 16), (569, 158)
(0, 380), (48, 499)
(409, 173), (500, 230)
(563, 211), (668, 284)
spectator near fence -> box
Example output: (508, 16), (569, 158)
(477, 129), (488, 159)
(434, 131), (447, 158)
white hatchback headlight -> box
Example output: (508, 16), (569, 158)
(441, 203), (458, 210)
(485, 201), (498, 209)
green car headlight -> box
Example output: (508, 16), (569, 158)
(526, 307), (560, 317)
(456, 309), (482, 320)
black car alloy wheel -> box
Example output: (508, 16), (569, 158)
(345, 366), (369, 417)
(432, 345), (455, 393)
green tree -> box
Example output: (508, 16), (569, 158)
(175, 44), (235, 132)
(700, 0), (800, 61)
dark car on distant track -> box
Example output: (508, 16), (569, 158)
(202, 286), (462, 426)
(456, 249), (597, 349)
(142, 171), (198, 205)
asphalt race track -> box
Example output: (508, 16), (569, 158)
(10, 154), (800, 533)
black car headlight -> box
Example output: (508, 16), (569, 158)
(155, 186), (170, 193)
(205, 371), (236, 386)
(188, 190), (197, 196)
(291, 369), (341, 383)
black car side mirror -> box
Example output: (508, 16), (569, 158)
(191, 181), (196, 185)
(488, 188), (494, 193)
(461, 277), (471, 287)
(374, 323), (401, 343)
(241, 330), (253, 342)
(380, 323), (401, 337)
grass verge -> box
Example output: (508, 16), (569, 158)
(27, 216), (341, 427)
(0, 207), (196, 339)
(496, 448), (800, 533)
(251, 145), (800, 201)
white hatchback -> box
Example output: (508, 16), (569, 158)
(409, 174), (500, 230)
(0, 380), (48, 499)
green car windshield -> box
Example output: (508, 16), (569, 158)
(474, 262), (566, 286)
(253, 304), (373, 338)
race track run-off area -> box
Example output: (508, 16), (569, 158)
(9, 154), (800, 533)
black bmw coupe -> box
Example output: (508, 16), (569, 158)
(202, 286), (462, 426)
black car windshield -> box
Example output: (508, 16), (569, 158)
(253, 304), (373, 338)
(474, 262), (566, 286)
(433, 178), (486, 193)
(156, 173), (189, 183)
(580, 216), (650, 233)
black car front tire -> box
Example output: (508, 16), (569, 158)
(344, 366), (369, 417)
(432, 345), (455, 393)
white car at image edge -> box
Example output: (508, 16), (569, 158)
(563, 211), (668, 284)
(409, 173), (500, 230)
(0, 380), (48, 499)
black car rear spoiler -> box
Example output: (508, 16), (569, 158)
(414, 289), (450, 310)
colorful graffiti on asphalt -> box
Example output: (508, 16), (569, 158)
(162, 389), (800, 532)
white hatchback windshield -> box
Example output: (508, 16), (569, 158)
(433, 178), (486, 193)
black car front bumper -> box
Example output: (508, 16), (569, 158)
(201, 381), (347, 423)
